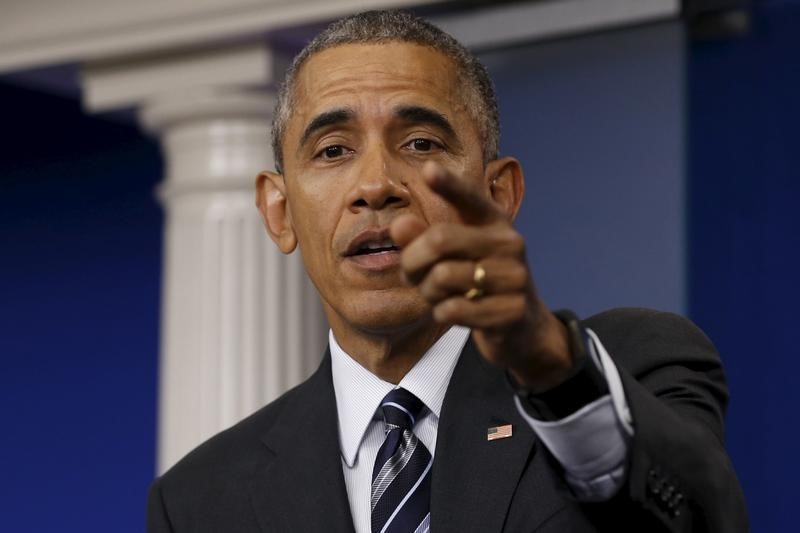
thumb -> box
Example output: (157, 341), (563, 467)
(390, 213), (427, 249)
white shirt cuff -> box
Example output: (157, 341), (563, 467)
(514, 330), (634, 501)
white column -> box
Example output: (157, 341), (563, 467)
(80, 43), (327, 473)
(139, 88), (327, 473)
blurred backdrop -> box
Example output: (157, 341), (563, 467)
(1, 0), (797, 531)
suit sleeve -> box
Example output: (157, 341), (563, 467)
(147, 477), (175, 533)
(515, 331), (632, 501)
(583, 309), (748, 533)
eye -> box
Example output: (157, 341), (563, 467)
(316, 144), (351, 160)
(324, 145), (344, 158)
(405, 138), (442, 153)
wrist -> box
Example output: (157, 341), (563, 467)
(509, 311), (574, 392)
(509, 310), (609, 420)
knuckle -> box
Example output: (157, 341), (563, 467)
(446, 298), (464, 315)
(427, 226), (449, 250)
(431, 263), (452, 286)
(507, 232), (526, 255)
(418, 280), (437, 301)
(492, 226), (524, 255)
(508, 295), (527, 318)
(510, 263), (528, 287)
(434, 299), (459, 322)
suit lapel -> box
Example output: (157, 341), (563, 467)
(244, 339), (569, 532)
(248, 352), (355, 533)
(430, 338), (560, 532)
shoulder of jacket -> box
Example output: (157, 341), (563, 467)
(156, 372), (317, 487)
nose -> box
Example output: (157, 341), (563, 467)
(346, 147), (410, 213)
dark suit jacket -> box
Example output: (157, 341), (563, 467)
(147, 308), (748, 532)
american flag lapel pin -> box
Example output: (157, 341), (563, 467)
(487, 424), (513, 441)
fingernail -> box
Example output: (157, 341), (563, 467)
(423, 161), (440, 178)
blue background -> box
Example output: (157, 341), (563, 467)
(0, 88), (162, 530)
(1, 1), (798, 531)
(688, 2), (800, 530)
(484, 19), (686, 317)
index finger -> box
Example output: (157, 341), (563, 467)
(423, 161), (500, 225)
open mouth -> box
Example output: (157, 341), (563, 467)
(350, 239), (399, 256)
(344, 229), (401, 265)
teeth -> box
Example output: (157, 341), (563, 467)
(362, 240), (395, 251)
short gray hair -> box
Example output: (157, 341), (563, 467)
(271, 10), (499, 174)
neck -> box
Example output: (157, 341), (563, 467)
(328, 313), (450, 384)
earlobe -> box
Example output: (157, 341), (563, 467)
(486, 157), (525, 220)
(255, 171), (298, 254)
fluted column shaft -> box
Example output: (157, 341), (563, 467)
(142, 89), (326, 472)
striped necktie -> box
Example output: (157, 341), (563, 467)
(371, 388), (432, 533)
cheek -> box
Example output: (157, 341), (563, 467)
(286, 181), (344, 261)
(293, 206), (336, 251)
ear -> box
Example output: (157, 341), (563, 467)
(255, 171), (297, 254)
(485, 156), (525, 221)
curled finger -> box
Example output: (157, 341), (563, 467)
(432, 293), (529, 329)
(417, 258), (530, 304)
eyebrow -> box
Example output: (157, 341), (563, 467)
(394, 105), (457, 139)
(298, 108), (355, 149)
(296, 104), (458, 152)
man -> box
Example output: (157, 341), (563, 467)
(147, 10), (747, 533)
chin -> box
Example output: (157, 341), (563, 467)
(329, 288), (432, 335)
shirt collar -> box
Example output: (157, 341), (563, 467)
(330, 326), (470, 467)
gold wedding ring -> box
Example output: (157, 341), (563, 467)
(464, 263), (486, 300)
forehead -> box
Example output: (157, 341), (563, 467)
(288, 42), (467, 132)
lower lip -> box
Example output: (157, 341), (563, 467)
(345, 250), (401, 271)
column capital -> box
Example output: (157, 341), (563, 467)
(145, 86), (276, 200)
(80, 42), (276, 113)
(139, 88), (274, 134)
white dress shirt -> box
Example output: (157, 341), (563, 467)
(330, 326), (633, 533)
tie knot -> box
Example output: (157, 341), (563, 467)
(380, 388), (425, 430)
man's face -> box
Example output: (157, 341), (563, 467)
(278, 42), (487, 334)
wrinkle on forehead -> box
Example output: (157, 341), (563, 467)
(289, 42), (469, 134)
